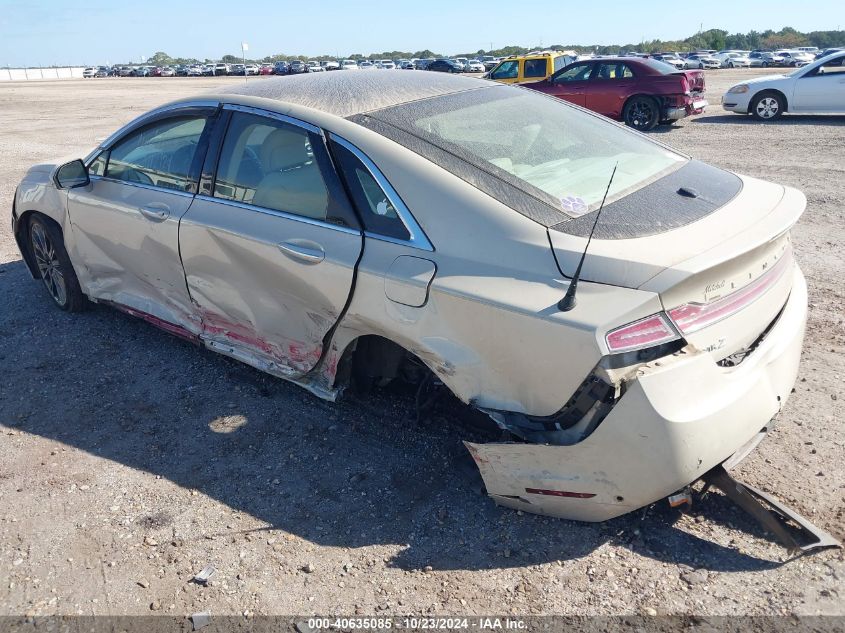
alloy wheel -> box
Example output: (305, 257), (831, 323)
(627, 100), (655, 129)
(30, 221), (67, 306)
(755, 97), (780, 119)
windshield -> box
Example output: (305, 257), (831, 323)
(364, 85), (685, 218)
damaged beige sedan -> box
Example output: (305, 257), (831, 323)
(12, 72), (838, 551)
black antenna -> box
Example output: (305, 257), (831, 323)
(558, 162), (618, 312)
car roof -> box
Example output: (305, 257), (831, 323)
(220, 70), (490, 117)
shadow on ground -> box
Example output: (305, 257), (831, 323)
(0, 258), (784, 573)
(692, 114), (845, 126)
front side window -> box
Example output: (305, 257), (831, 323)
(491, 60), (518, 80)
(213, 112), (338, 222)
(552, 63), (593, 83)
(523, 59), (547, 78)
(330, 140), (410, 241)
(106, 116), (207, 191)
(807, 56), (845, 76)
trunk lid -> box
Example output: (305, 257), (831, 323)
(679, 69), (705, 94)
(549, 174), (805, 359)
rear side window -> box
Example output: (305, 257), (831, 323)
(106, 116), (207, 191)
(213, 112), (338, 222)
(595, 63), (634, 80)
(523, 59), (547, 78)
(330, 140), (411, 241)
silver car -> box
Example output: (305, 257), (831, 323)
(10, 72), (813, 529)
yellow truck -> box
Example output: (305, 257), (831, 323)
(485, 51), (576, 84)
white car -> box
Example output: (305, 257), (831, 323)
(82, 67), (97, 78)
(322, 60), (340, 71)
(776, 50), (815, 67)
(378, 60), (396, 69)
(307, 61), (325, 72)
(653, 54), (684, 69)
(340, 59), (358, 70)
(358, 61), (376, 70)
(722, 50), (845, 120)
(245, 64), (260, 75)
(748, 52), (785, 68)
(683, 54), (721, 70)
(466, 59), (485, 72)
(715, 52), (751, 68)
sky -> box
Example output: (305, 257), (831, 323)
(0, 0), (841, 67)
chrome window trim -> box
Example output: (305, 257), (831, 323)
(194, 194), (362, 237)
(221, 103), (322, 135)
(88, 174), (196, 199)
(329, 134), (434, 252)
(97, 100), (220, 150)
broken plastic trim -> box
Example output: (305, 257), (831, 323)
(483, 371), (618, 445)
(483, 341), (687, 445)
(701, 465), (841, 555)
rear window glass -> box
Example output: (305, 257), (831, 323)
(360, 85), (684, 219)
(640, 58), (681, 74)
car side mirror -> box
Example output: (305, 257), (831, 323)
(55, 159), (90, 189)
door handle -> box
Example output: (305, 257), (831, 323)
(277, 240), (325, 264)
(139, 203), (170, 222)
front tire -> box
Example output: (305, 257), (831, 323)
(623, 96), (660, 131)
(750, 91), (785, 121)
(762, 61), (769, 68)
(28, 215), (86, 312)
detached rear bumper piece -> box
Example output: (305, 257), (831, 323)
(701, 465), (840, 554)
(467, 266), (808, 522)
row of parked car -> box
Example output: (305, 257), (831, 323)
(640, 47), (843, 70)
(82, 56), (507, 79)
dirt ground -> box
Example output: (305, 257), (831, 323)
(0, 70), (843, 619)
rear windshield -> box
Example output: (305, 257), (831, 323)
(358, 85), (685, 220)
(640, 58), (681, 74)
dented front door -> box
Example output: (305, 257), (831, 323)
(179, 108), (363, 377)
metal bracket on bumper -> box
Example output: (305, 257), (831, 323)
(701, 465), (841, 555)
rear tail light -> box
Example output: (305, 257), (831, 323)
(668, 249), (792, 335)
(606, 313), (679, 354)
(680, 75), (690, 94)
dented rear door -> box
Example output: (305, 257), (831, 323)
(179, 108), (363, 377)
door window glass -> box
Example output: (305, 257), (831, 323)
(213, 112), (337, 222)
(88, 151), (108, 176)
(491, 60), (518, 80)
(106, 116), (207, 191)
(594, 63), (634, 80)
(524, 59), (547, 78)
(330, 141), (411, 241)
(810, 56), (845, 75)
(552, 63), (593, 83)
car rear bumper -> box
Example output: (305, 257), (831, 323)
(468, 265), (807, 522)
(666, 98), (708, 119)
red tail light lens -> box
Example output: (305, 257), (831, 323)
(668, 250), (792, 335)
(606, 313), (679, 353)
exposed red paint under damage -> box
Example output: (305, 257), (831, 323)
(525, 488), (596, 499)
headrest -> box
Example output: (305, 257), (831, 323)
(259, 128), (310, 172)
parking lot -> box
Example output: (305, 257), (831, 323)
(0, 70), (843, 618)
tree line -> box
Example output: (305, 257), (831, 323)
(137, 26), (843, 66)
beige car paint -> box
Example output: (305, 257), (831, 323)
(468, 266), (806, 521)
(12, 88), (810, 523)
(65, 177), (201, 333)
(179, 194), (363, 377)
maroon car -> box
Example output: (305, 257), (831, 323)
(525, 57), (707, 130)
